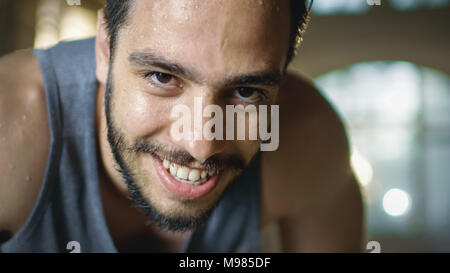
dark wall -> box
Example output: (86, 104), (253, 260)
(0, 0), (37, 56)
(292, 5), (450, 77)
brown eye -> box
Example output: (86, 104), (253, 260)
(151, 72), (174, 84)
(237, 87), (256, 98)
(234, 87), (265, 103)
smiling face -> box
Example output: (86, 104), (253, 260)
(100, 0), (291, 231)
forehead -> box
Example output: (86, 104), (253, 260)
(117, 0), (291, 77)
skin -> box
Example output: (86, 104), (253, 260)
(0, 0), (364, 252)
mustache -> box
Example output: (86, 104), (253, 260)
(129, 140), (246, 173)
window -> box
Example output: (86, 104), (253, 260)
(315, 61), (450, 251)
(311, 0), (449, 15)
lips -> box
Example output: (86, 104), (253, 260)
(152, 156), (219, 200)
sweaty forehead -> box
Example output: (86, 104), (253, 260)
(118, 0), (291, 76)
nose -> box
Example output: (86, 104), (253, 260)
(185, 136), (224, 163)
(169, 93), (224, 163)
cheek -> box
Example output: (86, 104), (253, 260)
(113, 84), (169, 139)
(233, 140), (261, 164)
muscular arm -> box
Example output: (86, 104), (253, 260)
(261, 73), (364, 252)
(0, 50), (49, 234)
(279, 176), (364, 252)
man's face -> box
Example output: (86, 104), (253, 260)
(104, 0), (290, 231)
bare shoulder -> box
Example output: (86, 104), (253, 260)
(0, 50), (50, 234)
(261, 72), (356, 225)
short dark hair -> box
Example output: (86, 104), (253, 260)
(104, 0), (311, 66)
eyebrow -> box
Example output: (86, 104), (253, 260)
(225, 72), (283, 87)
(128, 51), (283, 87)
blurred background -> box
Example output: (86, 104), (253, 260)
(0, 0), (449, 252)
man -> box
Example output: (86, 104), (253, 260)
(0, 0), (363, 252)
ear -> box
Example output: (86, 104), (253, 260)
(95, 9), (110, 85)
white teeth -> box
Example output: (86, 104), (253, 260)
(161, 158), (215, 184)
(163, 159), (170, 169)
(177, 167), (189, 180)
(169, 164), (178, 176)
(188, 169), (201, 181)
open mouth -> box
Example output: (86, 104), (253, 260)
(161, 159), (217, 186)
(152, 156), (220, 200)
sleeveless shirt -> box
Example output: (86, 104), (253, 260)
(0, 38), (261, 253)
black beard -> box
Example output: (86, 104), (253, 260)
(103, 69), (216, 232)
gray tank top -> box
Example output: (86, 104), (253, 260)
(0, 38), (261, 253)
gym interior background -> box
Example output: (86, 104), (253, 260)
(0, 0), (449, 252)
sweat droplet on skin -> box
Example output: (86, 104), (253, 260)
(25, 176), (31, 181)
(22, 115), (27, 121)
